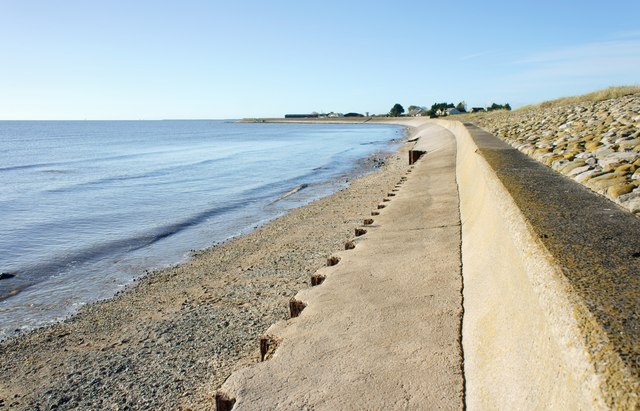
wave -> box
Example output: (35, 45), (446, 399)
(44, 156), (231, 193)
(0, 147), (196, 173)
(0, 199), (256, 301)
(270, 184), (309, 204)
(360, 139), (391, 146)
(3, 174), (322, 300)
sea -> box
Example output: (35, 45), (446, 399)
(0, 120), (403, 339)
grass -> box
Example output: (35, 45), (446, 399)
(518, 85), (640, 111)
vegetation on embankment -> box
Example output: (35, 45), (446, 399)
(519, 86), (640, 111)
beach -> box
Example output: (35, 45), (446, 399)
(0, 127), (412, 409)
(0, 120), (403, 335)
(3, 107), (637, 409)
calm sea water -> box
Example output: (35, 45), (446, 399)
(0, 120), (402, 339)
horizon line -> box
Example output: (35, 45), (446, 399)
(0, 118), (242, 122)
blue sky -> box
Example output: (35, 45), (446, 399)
(1, 0), (639, 119)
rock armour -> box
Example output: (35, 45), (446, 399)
(471, 94), (640, 214)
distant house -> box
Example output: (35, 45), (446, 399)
(285, 114), (319, 119)
(470, 107), (485, 113)
(446, 108), (463, 115)
(327, 112), (343, 118)
(408, 107), (425, 117)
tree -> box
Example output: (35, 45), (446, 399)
(430, 102), (455, 116)
(389, 103), (405, 117)
(456, 101), (467, 112)
(487, 103), (512, 111)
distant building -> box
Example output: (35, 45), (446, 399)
(446, 108), (463, 115)
(408, 107), (425, 117)
(470, 107), (485, 113)
(284, 114), (319, 118)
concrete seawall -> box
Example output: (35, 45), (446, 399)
(446, 119), (595, 408)
(438, 120), (638, 409)
(217, 119), (639, 409)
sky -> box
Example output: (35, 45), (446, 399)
(1, 0), (639, 119)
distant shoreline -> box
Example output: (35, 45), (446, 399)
(237, 116), (402, 124)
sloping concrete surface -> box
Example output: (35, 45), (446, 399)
(438, 120), (607, 409)
(463, 123), (639, 409)
(437, 120), (638, 410)
(218, 123), (464, 410)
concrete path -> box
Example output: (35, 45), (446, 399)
(218, 123), (464, 410)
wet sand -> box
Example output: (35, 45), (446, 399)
(0, 130), (412, 409)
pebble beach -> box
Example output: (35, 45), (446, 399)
(0, 139), (411, 409)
